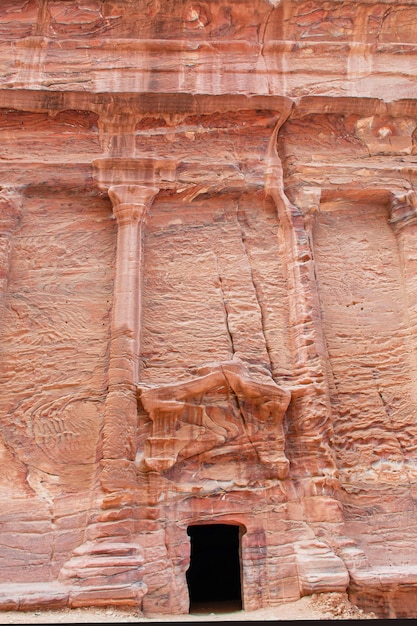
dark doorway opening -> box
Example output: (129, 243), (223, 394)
(186, 524), (243, 614)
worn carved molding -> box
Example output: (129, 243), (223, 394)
(138, 360), (291, 479)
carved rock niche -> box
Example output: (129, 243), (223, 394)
(137, 359), (291, 480)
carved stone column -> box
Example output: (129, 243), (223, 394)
(102, 185), (159, 485)
(265, 124), (342, 514)
(389, 190), (417, 398)
(265, 137), (350, 592)
(267, 177), (338, 482)
(59, 184), (158, 608)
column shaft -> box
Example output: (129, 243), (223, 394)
(103, 185), (159, 466)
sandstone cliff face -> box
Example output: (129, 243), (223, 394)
(1, 0), (417, 619)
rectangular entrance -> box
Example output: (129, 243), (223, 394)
(186, 524), (243, 614)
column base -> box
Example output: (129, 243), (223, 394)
(59, 540), (147, 609)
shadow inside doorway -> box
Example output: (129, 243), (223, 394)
(186, 524), (243, 614)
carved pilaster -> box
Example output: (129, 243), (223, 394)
(388, 189), (417, 408)
(103, 184), (159, 464)
(266, 137), (341, 526)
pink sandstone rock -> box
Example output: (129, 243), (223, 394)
(0, 0), (417, 620)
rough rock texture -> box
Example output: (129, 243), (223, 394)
(1, 0), (417, 620)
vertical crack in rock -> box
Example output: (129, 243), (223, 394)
(311, 228), (344, 401)
(375, 383), (417, 500)
(258, 4), (276, 95)
(374, 375), (409, 480)
(235, 201), (273, 377)
(214, 255), (236, 357)
(220, 363), (261, 464)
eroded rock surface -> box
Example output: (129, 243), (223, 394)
(1, 0), (417, 620)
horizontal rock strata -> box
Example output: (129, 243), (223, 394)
(1, 0), (417, 620)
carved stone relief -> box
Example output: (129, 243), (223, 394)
(138, 360), (291, 478)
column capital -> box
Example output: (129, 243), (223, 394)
(291, 187), (321, 232)
(389, 190), (417, 231)
(108, 185), (159, 226)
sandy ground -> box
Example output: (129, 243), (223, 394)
(0, 593), (377, 623)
